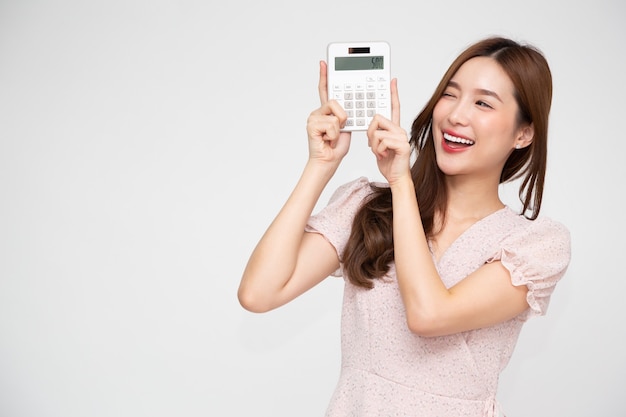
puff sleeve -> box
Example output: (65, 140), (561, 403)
(488, 217), (571, 320)
(305, 177), (373, 277)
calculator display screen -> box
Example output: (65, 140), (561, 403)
(335, 56), (384, 71)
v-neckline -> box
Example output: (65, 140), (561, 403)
(428, 206), (510, 265)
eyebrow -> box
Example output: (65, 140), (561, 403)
(447, 81), (503, 103)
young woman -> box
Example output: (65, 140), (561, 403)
(238, 37), (571, 416)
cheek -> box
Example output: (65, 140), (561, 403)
(431, 102), (449, 143)
(432, 100), (445, 126)
(477, 116), (516, 141)
(494, 123), (521, 146)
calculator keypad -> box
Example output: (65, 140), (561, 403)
(331, 76), (389, 130)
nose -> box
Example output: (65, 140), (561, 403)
(448, 100), (470, 126)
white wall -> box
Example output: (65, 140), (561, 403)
(0, 1), (624, 416)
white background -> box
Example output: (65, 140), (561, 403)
(1, 0), (624, 416)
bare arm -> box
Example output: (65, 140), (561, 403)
(367, 80), (529, 337)
(238, 162), (339, 312)
(388, 177), (528, 337)
(238, 62), (350, 313)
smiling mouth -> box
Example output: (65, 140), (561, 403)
(443, 132), (475, 146)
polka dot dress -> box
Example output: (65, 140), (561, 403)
(306, 178), (571, 417)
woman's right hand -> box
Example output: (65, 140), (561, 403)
(305, 61), (351, 168)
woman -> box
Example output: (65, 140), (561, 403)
(238, 37), (571, 416)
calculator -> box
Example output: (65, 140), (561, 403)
(327, 41), (391, 131)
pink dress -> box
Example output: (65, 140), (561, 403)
(305, 177), (571, 417)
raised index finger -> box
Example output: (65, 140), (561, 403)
(390, 78), (400, 126)
(318, 60), (329, 105)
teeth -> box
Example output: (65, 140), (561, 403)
(444, 132), (475, 145)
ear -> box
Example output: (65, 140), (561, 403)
(515, 123), (534, 149)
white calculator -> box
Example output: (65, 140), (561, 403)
(327, 41), (391, 131)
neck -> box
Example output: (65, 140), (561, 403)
(443, 175), (504, 221)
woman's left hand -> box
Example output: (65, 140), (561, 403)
(367, 78), (411, 186)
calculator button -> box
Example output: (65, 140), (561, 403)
(333, 74), (390, 130)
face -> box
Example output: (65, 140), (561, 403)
(432, 57), (532, 180)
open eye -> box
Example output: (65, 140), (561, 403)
(476, 100), (493, 109)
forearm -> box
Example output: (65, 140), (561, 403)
(390, 177), (451, 332)
(239, 160), (336, 306)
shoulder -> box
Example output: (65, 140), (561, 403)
(485, 209), (571, 319)
(308, 177), (376, 229)
(495, 208), (571, 282)
(322, 176), (382, 213)
(500, 208), (571, 248)
(306, 177), (379, 267)
(328, 176), (378, 203)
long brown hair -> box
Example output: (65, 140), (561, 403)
(343, 37), (553, 289)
